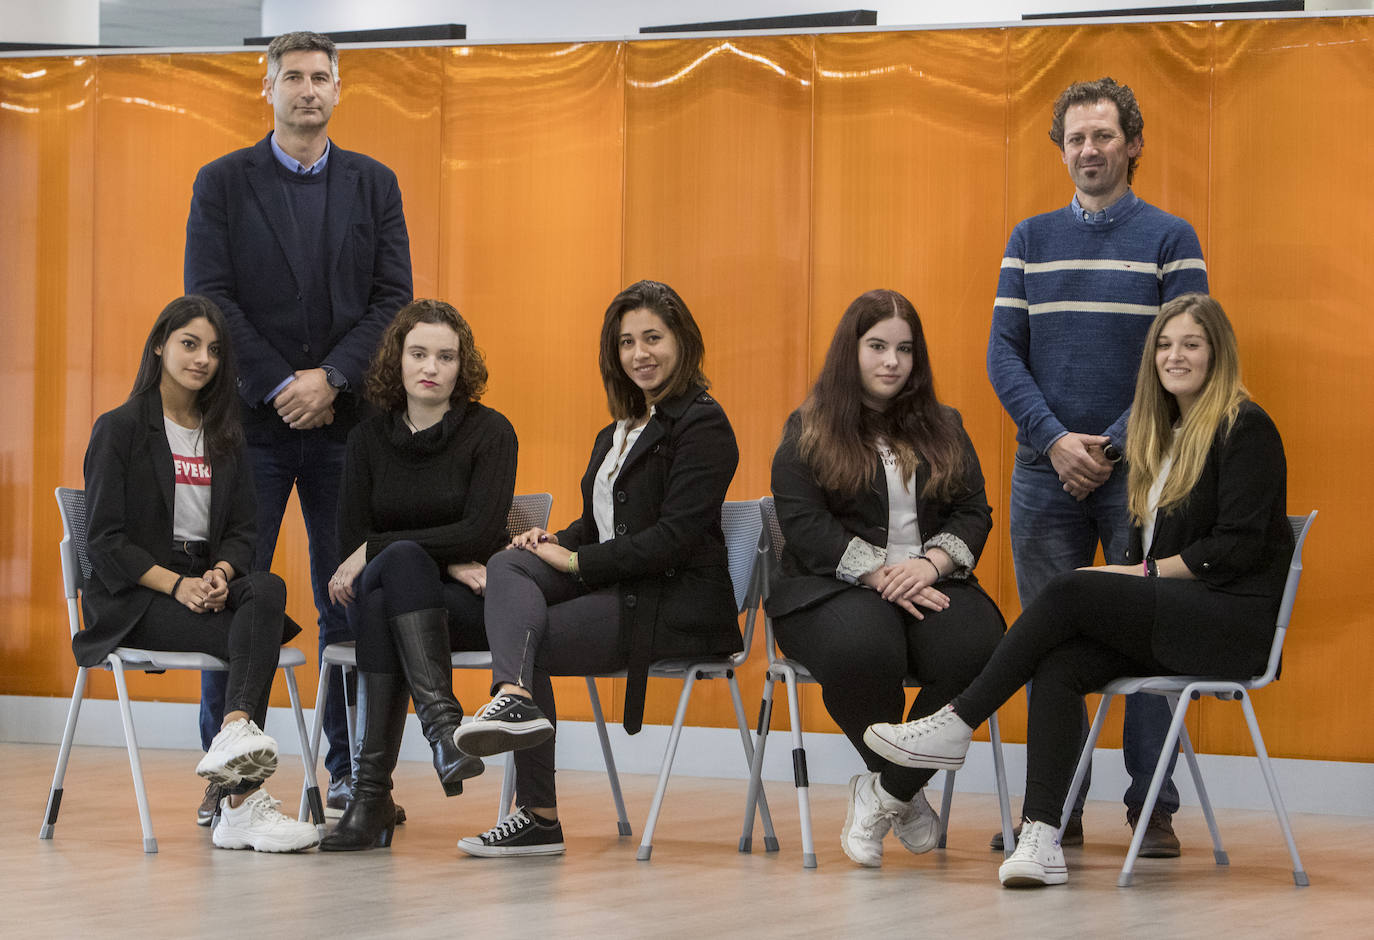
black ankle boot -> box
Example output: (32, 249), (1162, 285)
(319, 671), (406, 851)
(390, 608), (485, 796)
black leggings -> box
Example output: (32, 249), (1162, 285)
(951, 570), (1184, 825)
(351, 541), (489, 675)
(124, 568), (287, 732)
(775, 580), (1004, 802)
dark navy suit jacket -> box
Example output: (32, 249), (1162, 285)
(184, 134), (412, 442)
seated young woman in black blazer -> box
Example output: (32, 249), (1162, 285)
(768, 288), (1005, 868)
(79, 295), (317, 853)
(452, 280), (740, 857)
(319, 299), (517, 851)
(865, 293), (1293, 887)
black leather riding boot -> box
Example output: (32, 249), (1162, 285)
(390, 608), (485, 796)
(319, 670), (406, 851)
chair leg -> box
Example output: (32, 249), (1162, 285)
(300, 658), (333, 821)
(740, 670), (776, 854)
(39, 666), (89, 841)
(1118, 692), (1191, 887)
(936, 770), (956, 849)
(636, 670), (700, 861)
(497, 753), (516, 822)
(727, 672), (777, 850)
(1061, 693), (1113, 845)
(109, 657), (157, 853)
(584, 677), (632, 837)
(783, 668), (817, 868)
(1239, 692), (1309, 886)
(283, 665), (325, 831)
(1176, 714), (1228, 865)
(989, 713), (1016, 859)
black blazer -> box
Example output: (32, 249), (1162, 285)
(768, 406), (994, 618)
(75, 389), (298, 667)
(1123, 400), (1292, 677)
(184, 134), (413, 442)
(557, 386), (741, 733)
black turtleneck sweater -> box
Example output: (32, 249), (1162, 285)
(337, 400), (518, 564)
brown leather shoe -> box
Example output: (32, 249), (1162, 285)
(1127, 805), (1181, 858)
(990, 813), (1082, 851)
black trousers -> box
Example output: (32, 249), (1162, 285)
(484, 548), (623, 810)
(951, 570), (1190, 825)
(775, 580), (1004, 802)
(125, 565), (287, 733)
(351, 540), (489, 677)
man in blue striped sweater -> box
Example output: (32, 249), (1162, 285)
(987, 77), (1208, 856)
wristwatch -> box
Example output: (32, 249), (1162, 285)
(322, 365), (348, 391)
(1102, 442), (1123, 463)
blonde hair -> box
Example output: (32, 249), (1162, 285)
(1125, 294), (1248, 524)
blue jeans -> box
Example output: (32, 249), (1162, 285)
(1010, 444), (1180, 816)
(200, 430), (354, 783)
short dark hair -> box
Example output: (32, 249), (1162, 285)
(365, 299), (488, 411)
(130, 295), (243, 459)
(266, 31), (339, 84)
(1048, 77), (1144, 182)
(598, 280), (709, 420)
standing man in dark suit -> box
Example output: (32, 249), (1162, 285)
(185, 30), (413, 822)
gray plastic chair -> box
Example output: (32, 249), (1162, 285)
(41, 487), (324, 853)
(742, 496), (1016, 868)
(1060, 510), (1317, 887)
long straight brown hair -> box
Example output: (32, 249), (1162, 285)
(798, 289), (965, 499)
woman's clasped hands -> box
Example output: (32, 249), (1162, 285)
(861, 556), (950, 619)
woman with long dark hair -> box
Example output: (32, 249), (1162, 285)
(768, 288), (1005, 868)
(319, 299), (517, 851)
(78, 295), (317, 852)
(866, 293), (1292, 887)
(451, 280), (740, 858)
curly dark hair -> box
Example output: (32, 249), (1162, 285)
(1048, 77), (1144, 183)
(364, 299), (488, 411)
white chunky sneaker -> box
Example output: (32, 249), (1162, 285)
(212, 790), (320, 853)
(864, 704), (973, 770)
(841, 773), (892, 868)
(196, 717), (278, 785)
(998, 819), (1068, 887)
(888, 788), (941, 856)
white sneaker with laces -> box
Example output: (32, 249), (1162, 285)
(213, 789), (320, 853)
(887, 788), (941, 855)
(196, 717), (278, 785)
(998, 819), (1068, 887)
(864, 704), (973, 770)
(841, 773), (892, 868)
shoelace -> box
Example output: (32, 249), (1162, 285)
(892, 706), (957, 743)
(1016, 820), (1056, 856)
(481, 809), (532, 841)
(242, 791), (285, 820)
(477, 695), (515, 719)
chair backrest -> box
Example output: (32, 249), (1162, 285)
(506, 492), (553, 535)
(55, 487), (91, 640)
(721, 499), (766, 614)
(1257, 510), (1318, 684)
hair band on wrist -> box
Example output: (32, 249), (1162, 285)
(171, 575), (185, 598)
(214, 564), (231, 580)
(917, 554), (941, 580)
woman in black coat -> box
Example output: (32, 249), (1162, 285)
(80, 295), (316, 853)
(865, 293), (1293, 888)
(452, 280), (740, 858)
(769, 289), (1005, 869)
(319, 299), (517, 851)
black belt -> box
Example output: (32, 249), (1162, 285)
(172, 540), (210, 558)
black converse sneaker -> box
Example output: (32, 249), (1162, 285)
(451, 693), (554, 758)
(458, 807), (565, 858)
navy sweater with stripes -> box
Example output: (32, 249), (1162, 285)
(987, 192), (1207, 454)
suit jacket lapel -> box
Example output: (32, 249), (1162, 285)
(245, 137), (308, 292)
(324, 148), (359, 281)
(141, 391), (176, 524)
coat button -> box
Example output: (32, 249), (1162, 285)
(624, 594), (637, 608)
(665, 568), (675, 577)
(615, 490), (627, 503)
(302, 343), (310, 352)
(652, 445), (662, 454)
(615, 523), (627, 535)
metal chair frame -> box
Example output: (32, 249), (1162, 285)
(1059, 511), (1317, 887)
(742, 496), (1016, 868)
(40, 487), (324, 853)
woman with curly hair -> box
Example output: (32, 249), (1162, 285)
(319, 299), (517, 851)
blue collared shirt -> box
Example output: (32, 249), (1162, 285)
(1070, 188), (1137, 224)
(269, 131), (331, 176)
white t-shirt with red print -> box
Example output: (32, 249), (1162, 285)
(165, 417), (211, 543)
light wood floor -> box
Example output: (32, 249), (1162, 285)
(5, 741), (1367, 937)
